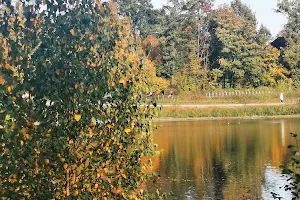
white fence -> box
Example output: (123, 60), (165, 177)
(205, 90), (273, 97)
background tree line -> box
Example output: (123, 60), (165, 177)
(119, 0), (300, 92)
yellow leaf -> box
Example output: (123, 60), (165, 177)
(34, 148), (40, 154)
(124, 128), (131, 133)
(107, 124), (113, 129)
(119, 78), (126, 85)
(70, 29), (75, 36)
(90, 117), (96, 126)
(74, 114), (81, 122)
(66, 183), (70, 196)
(131, 121), (135, 129)
(10, 121), (15, 130)
(22, 129), (32, 140)
(112, 187), (124, 194)
(3, 148), (9, 155)
(5, 114), (10, 121)
(89, 34), (95, 40)
(104, 167), (108, 174)
(0, 74), (5, 85)
(121, 173), (127, 179)
(89, 62), (96, 68)
(55, 191), (60, 198)
(8, 174), (17, 183)
(63, 163), (68, 170)
(96, 173), (101, 178)
(85, 159), (90, 168)
(7, 86), (12, 93)
(71, 174), (76, 183)
(25, 120), (32, 126)
(5, 63), (10, 69)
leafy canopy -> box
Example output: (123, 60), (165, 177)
(0, 0), (163, 199)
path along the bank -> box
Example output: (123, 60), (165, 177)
(158, 103), (292, 108)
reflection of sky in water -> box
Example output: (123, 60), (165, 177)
(281, 120), (285, 146)
(185, 186), (196, 200)
(263, 120), (286, 145)
(261, 166), (293, 200)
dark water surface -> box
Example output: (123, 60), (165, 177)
(151, 118), (300, 200)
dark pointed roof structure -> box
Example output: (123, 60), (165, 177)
(270, 37), (287, 49)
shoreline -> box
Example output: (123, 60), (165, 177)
(157, 103), (292, 108)
(153, 114), (300, 122)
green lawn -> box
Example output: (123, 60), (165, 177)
(157, 105), (300, 118)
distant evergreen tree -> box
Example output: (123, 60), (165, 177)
(210, 7), (265, 88)
(231, 0), (257, 26)
(118, 0), (162, 38)
(257, 25), (272, 45)
(277, 0), (300, 88)
(158, 0), (212, 79)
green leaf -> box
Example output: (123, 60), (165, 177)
(282, 169), (293, 174)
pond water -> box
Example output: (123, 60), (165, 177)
(151, 118), (300, 200)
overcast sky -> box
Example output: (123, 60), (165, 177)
(151, 0), (287, 37)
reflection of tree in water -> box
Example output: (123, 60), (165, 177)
(211, 157), (227, 199)
(150, 120), (297, 199)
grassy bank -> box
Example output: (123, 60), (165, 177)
(157, 91), (300, 105)
(158, 105), (300, 118)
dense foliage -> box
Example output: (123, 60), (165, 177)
(0, 0), (163, 199)
(119, 0), (299, 91)
(277, 0), (300, 88)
